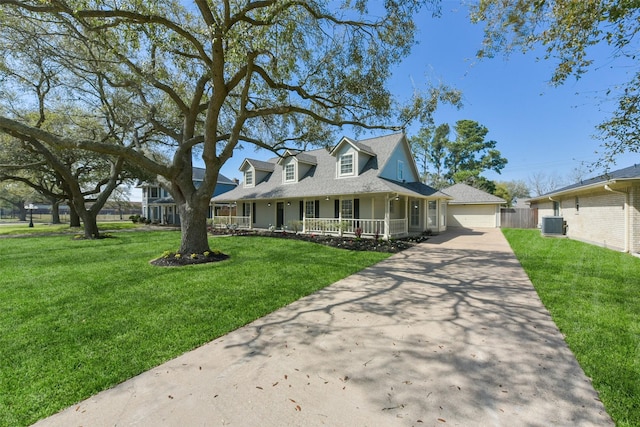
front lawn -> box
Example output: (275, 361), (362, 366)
(0, 231), (390, 426)
(503, 229), (640, 427)
(0, 221), (138, 236)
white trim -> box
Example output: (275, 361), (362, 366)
(284, 162), (296, 183)
(338, 153), (355, 177)
(244, 169), (254, 188)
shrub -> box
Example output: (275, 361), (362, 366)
(354, 227), (363, 239)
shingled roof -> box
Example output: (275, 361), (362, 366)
(213, 133), (449, 202)
(528, 164), (640, 200)
(442, 183), (506, 205)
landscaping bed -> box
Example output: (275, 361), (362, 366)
(211, 228), (431, 253)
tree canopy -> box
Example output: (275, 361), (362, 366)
(411, 119), (507, 191)
(471, 0), (640, 165)
(0, 0), (459, 255)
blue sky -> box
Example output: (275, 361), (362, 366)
(132, 3), (638, 201)
(215, 3), (637, 186)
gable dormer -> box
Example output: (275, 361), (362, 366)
(277, 150), (317, 184)
(239, 158), (274, 188)
(379, 134), (420, 183)
(330, 137), (375, 178)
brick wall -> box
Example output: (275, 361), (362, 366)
(562, 190), (626, 251)
(631, 185), (640, 253)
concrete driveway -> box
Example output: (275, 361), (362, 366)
(33, 228), (612, 426)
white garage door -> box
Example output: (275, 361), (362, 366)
(447, 204), (498, 228)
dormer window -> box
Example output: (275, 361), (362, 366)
(284, 163), (295, 182)
(245, 170), (253, 186)
(339, 153), (354, 176)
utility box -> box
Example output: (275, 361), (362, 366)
(541, 216), (565, 236)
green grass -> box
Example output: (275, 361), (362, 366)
(0, 231), (390, 426)
(0, 221), (138, 236)
(502, 229), (640, 427)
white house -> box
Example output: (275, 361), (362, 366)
(138, 168), (238, 224)
(212, 133), (451, 239)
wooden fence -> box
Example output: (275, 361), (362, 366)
(500, 208), (538, 229)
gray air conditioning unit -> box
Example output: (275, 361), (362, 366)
(541, 216), (565, 236)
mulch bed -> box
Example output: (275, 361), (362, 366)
(211, 228), (431, 253)
(152, 229), (431, 267)
(150, 251), (230, 267)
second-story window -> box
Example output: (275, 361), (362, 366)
(245, 170), (253, 186)
(285, 163), (295, 182)
(150, 187), (159, 198)
(397, 160), (404, 181)
(340, 153), (353, 176)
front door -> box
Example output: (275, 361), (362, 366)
(276, 202), (284, 228)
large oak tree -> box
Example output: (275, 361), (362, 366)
(0, 0), (457, 255)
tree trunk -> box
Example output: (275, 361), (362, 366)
(69, 203), (81, 227)
(72, 200), (100, 238)
(80, 211), (100, 238)
(50, 198), (61, 224)
(177, 197), (211, 255)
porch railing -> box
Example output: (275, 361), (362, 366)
(305, 218), (390, 237)
(388, 219), (406, 236)
(212, 216), (251, 228)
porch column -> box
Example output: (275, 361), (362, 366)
(302, 199), (306, 233)
(404, 196), (409, 235)
(423, 199), (427, 231)
(384, 195), (390, 240)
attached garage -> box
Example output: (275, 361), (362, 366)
(443, 183), (506, 228)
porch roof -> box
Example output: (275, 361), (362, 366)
(213, 134), (450, 202)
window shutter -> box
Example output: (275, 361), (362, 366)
(252, 203), (256, 224)
(354, 198), (360, 219)
(299, 200), (304, 221)
(315, 200), (320, 218)
(334, 199), (339, 218)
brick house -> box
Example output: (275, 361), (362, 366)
(527, 164), (640, 254)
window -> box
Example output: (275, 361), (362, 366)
(305, 201), (315, 218)
(397, 160), (404, 181)
(245, 170), (253, 186)
(389, 200), (395, 214)
(341, 199), (353, 219)
(428, 200), (437, 227)
(150, 187), (159, 198)
(285, 163), (295, 182)
(243, 203), (251, 217)
(410, 199), (420, 227)
(553, 201), (560, 216)
(339, 153), (354, 176)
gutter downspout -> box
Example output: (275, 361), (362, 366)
(604, 183), (630, 252)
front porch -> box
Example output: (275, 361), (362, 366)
(212, 195), (447, 240)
